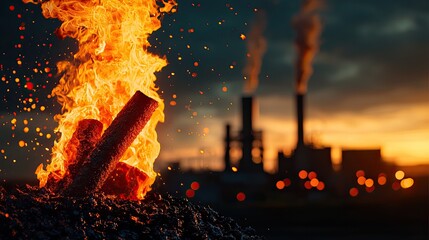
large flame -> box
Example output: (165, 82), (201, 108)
(243, 11), (267, 94)
(24, 0), (176, 199)
(292, 0), (323, 94)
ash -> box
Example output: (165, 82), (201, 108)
(0, 185), (262, 240)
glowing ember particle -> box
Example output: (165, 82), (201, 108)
(395, 170), (405, 180)
(169, 100), (177, 106)
(304, 181), (312, 189)
(40, 106), (46, 111)
(26, 82), (34, 90)
(203, 127), (209, 134)
(349, 187), (359, 197)
(23, 127), (29, 133)
(276, 180), (285, 190)
(356, 170), (365, 178)
(364, 178), (374, 188)
(186, 189), (195, 198)
(283, 178), (291, 187)
(18, 140), (25, 147)
(298, 170), (308, 179)
(392, 181), (401, 191)
(231, 167), (238, 172)
(310, 178), (319, 187)
(236, 192), (246, 202)
(308, 171), (317, 180)
(366, 186), (375, 193)
(222, 86), (228, 92)
(357, 176), (366, 185)
(9, 6), (15, 11)
(193, 62), (199, 67)
(190, 181), (200, 191)
(316, 181), (325, 191)
(240, 34), (246, 40)
(378, 175), (387, 185)
(400, 178), (414, 189)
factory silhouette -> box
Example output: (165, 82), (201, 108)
(159, 91), (416, 204)
(159, 2), (421, 205)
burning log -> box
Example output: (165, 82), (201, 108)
(101, 162), (150, 200)
(47, 119), (103, 192)
(64, 91), (158, 197)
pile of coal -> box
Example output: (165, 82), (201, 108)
(0, 185), (262, 239)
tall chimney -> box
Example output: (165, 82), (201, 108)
(240, 96), (254, 171)
(296, 93), (305, 147)
(224, 124), (232, 172)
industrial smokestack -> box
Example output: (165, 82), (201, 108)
(239, 96), (263, 173)
(296, 94), (305, 146)
(241, 97), (254, 172)
(224, 124), (232, 172)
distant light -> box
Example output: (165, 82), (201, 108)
(316, 181), (325, 191)
(357, 176), (366, 185)
(304, 181), (312, 190)
(298, 170), (308, 179)
(231, 167), (238, 172)
(395, 170), (405, 180)
(400, 178), (414, 189)
(186, 189), (195, 198)
(349, 188), (359, 197)
(356, 170), (365, 178)
(364, 178), (374, 188)
(284, 178), (291, 187)
(276, 180), (285, 190)
(308, 171), (317, 180)
(377, 175), (387, 185)
(366, 186), (375, 193)
(190, 181), (200, 191)
(392, 181), (401, 191)
(236, 192), (246, 202)
(310, 178), (319, 188)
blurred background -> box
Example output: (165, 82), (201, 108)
(1, 0), (428, 239)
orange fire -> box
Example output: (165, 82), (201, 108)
(24, 0), (176, 199)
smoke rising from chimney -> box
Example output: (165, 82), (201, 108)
(293, 0), (323, 94)
(243, 11), (267, 94)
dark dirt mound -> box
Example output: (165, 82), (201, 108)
(0, 185), (263, 239)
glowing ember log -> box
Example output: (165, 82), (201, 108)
(101, 162), (150, 200)
(65, 91), (158, 197)
(47, 119), (103, 192)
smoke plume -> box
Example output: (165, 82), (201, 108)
(243, 11), (267, 94)
(293, 0), (323, 94)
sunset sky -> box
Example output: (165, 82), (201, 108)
(0, 0), (428, 180)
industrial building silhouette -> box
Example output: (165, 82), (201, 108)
(160, 93), (410, 203)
